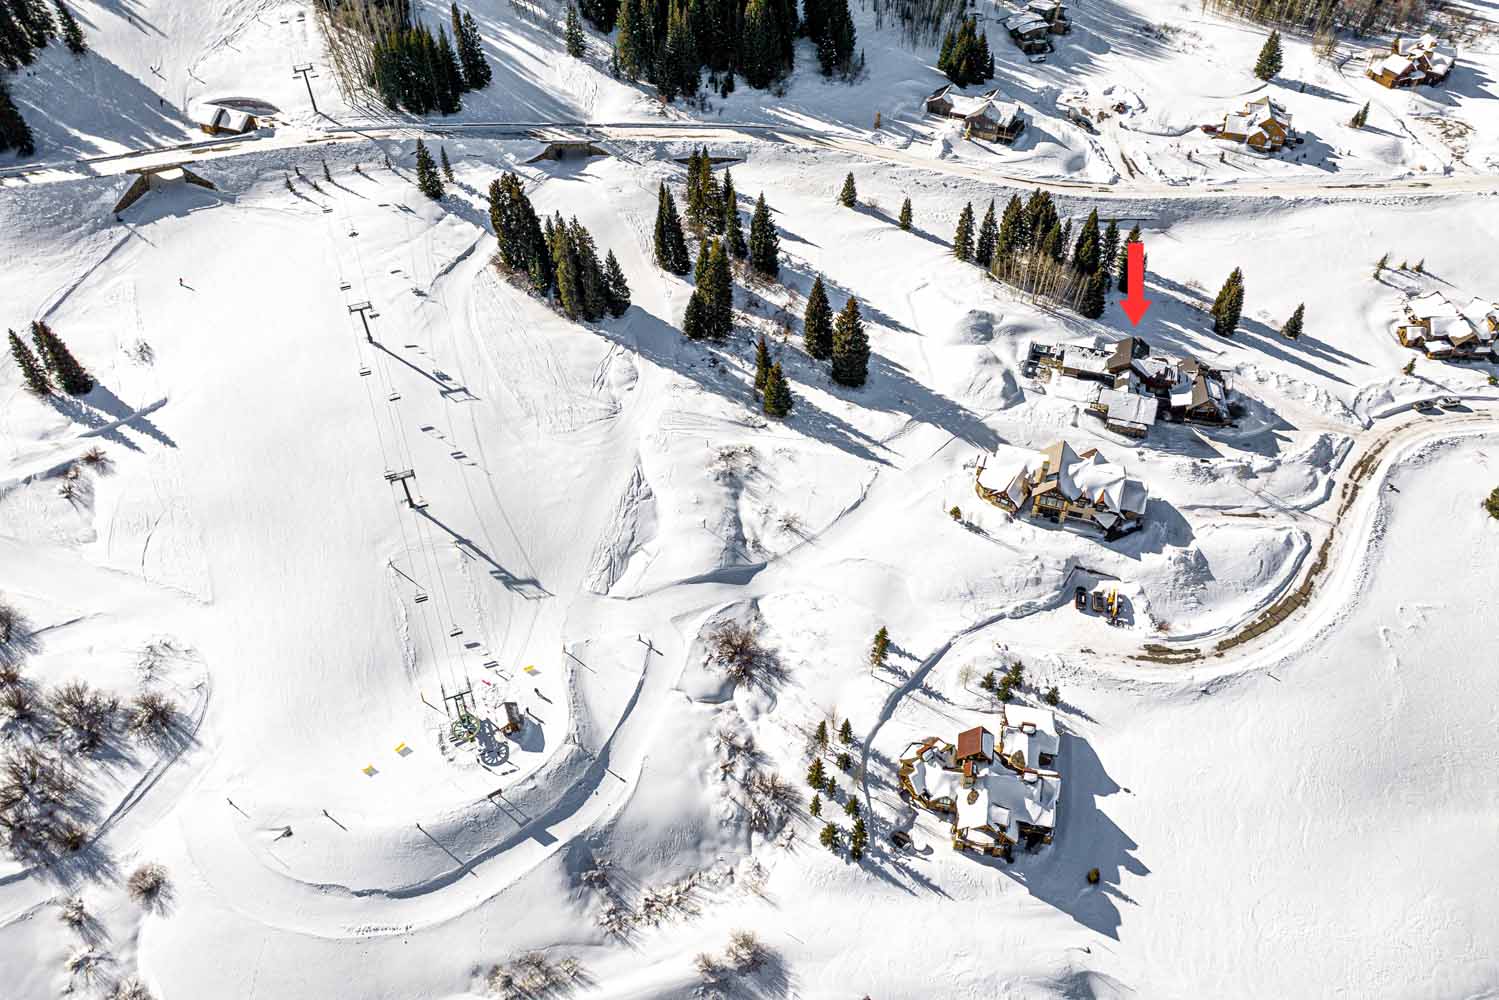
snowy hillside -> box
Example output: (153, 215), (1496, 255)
(2, 0), (1499, 998)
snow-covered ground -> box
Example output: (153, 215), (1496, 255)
(2, 0), (1498, 997)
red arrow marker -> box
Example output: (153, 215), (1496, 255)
(1120, 241), (1152, 327)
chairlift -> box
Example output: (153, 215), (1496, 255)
(448, 624), (464, 638)
(388, 390), (401, 402)
(358, 365), (372, 376)
(339, 281), (351, 291)
(414, 589), (429, 604)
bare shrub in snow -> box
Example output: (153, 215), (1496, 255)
(109, 978), (155, 1000)
(745, 771), (800, 834)
(127, 863), (170, 907)
(694, 951), (723, 982)
(486, 951), (586, 998)
(596, 901), (633, 938)
(52, 680), (119, 752)
(707, 621), (781, 687)
(639, 874), (700, 924)
(50, 817), (87, 852)
(81, 446), (109, 468)
(59, 894), (88, 928)
(66, 946), (109, 985)
(128, 691), (179, 743)
(2, 684), (39, 726)
(0, 598), (17, 645)
(725, 930), (764, 972)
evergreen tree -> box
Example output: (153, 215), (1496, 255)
(814, 720), (829, 746)
(682, 288), (709, 340)
(1057, 218), (1072, 264)
(809, 793), (822, 817)
(820, 821), (840, 850)
(937, 17), (991, 86)
(753, 332), (771, 391)
(740, 0), (782, 88)
(1280, 302), (1305, 340)
(1254, 29), (1283, 80)
(1072, 209), (1101, 275)
(975, 200), (998, 269)
(0, 81), (36, 157)
(31, 320), (91, 395)
(849, 815), (867, 860)
(701, 238), (734, 338)
(435, 27), (464, 113)
(1100, 219), (1120, 283)
(54, 0), (83, 54)
(837, 171), (856, 208)
(748, 193), (780, 278)
(579, 0), (619, 31)
(440, 146), (454, 182)
(1211, 267), (1246, 335)
(843, 796), (860, 817)
(839, 719), (853, 744)
(1117, 224), (1141, 293)
(612, 0), (650, 81)
(570, 218), (609, 321)
(802, 275), (834, 360)
(549, 214), (584, 318)
(684, 147), (722, 233)
(831, 297), (868, 388)
(654, 184), (691, 274)
(993, 194), (1025, 275)
(1079, 270), (1106, 319)
(455, 8), (492, 89)
(604, 250), (631, 316)
(807, 755), (826, 788)
(565, 4), (586, 57)
(952, 202), (975, 262)
(898, 197), (912, 231)
(9, 328), (50, 395)
(1350, 102), (1370, 128)
(869, 625), (889, 668)
(763, 361), (793, 417)
(414, 140), (444, 199)
(722, 169), (747, 259)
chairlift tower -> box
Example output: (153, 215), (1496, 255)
(292, 63), (320, 115)
(348, 301), (379, 343)
(384, 468), (427, 509)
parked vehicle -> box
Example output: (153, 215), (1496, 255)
(1091, 591), (1107, 613)
(1075, 586), (1088, 611)
(1436, 396), (1461, 409)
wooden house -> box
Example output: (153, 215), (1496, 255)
(975, 440), (1149, 538)
(1025, 0), (1071, 33)
(924, 85), (1026, 143)
(1216, 96), (1293, 152)
(1004, 11), (1053, 55)
(189, 103), (259, 136)
(1366, 35), (1455, 88)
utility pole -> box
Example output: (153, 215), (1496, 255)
(292, 63), (320, 115)
(348, 301), (377, 343)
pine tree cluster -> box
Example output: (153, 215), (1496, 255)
(0, 0), (73, 156)
(613, 0), (800, 98)
(488, 171), (630, 318)
(565, 5), (586, 57)
(937, 17), (993, 87)
(414, 139), (445, 199)
(1253, 29), (1283, 80)
(11, 319), (92, 396)
(683, 238), (734, 340)
(653, 182), (692, 274)
(369, 4), (490, 114)
(803, 0), (856, 77)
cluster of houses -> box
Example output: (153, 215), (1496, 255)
(1005, 0), (1070, 57)
(899, 705), (1062, 859)
(1396, 291), (1498, 362)
(1365, 34), (1457, 89)
(975, 439), (1150, 538)
(1212, 95), (1296, 153)
(924, 85), (1028, 143)
(1027, 336), (1233, 437)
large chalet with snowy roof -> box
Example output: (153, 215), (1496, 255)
(1366, 34), (1456, 88)
(975, 439), (1149, 538)
(898, 704), (1062, 859)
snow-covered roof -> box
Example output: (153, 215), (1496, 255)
(1001, 704), (1059, 770)
(1460, 297), (1497, 330)
(1432, 315), (1475, 344)
(1067, 448), (1149, 516)
(1099, 387), (1158, 430)
(1424, 338), (1455, 353)
(1376, 54), (1416, 77)
(1409, 292), (1458, 319)
(1005, 12), (1049, 32)
(1062, 345), (1112, 374)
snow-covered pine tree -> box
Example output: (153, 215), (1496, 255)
(1254, 30), (1283, 80)
(754, 332), (771, 392)
(869, 626), (889, 668)
(722, 169), (747, 259)
(748, 193), (779, 278)
(440, 146), (454, 182)
(31, 320), (92, 395)
(762, 362), (793, 417)
(1211, 267), (1245, 335)
(839, 719), (853, 744)
(1280, 303), (1304, 340)
(830, 297), (868, 387)
(701, 239), (734, 338)
(682, 289), (709, 340)
(898, 197), (912, 231)
(837, 172), (856, 208)
(802, 276), (834, 360)
(975, 200), (998, 269)
(54, 0), (84, 54)
(414, 140), (444, 200)
(604, 250), (631, 316)
(654, 184), (691, 274)
(9, 328), (51, 395)
(565, 5), (585, 57)
(952, 202), (975, 262)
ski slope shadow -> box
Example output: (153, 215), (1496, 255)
(414, 506), (552, 600)
(50, 387), (176, 452)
